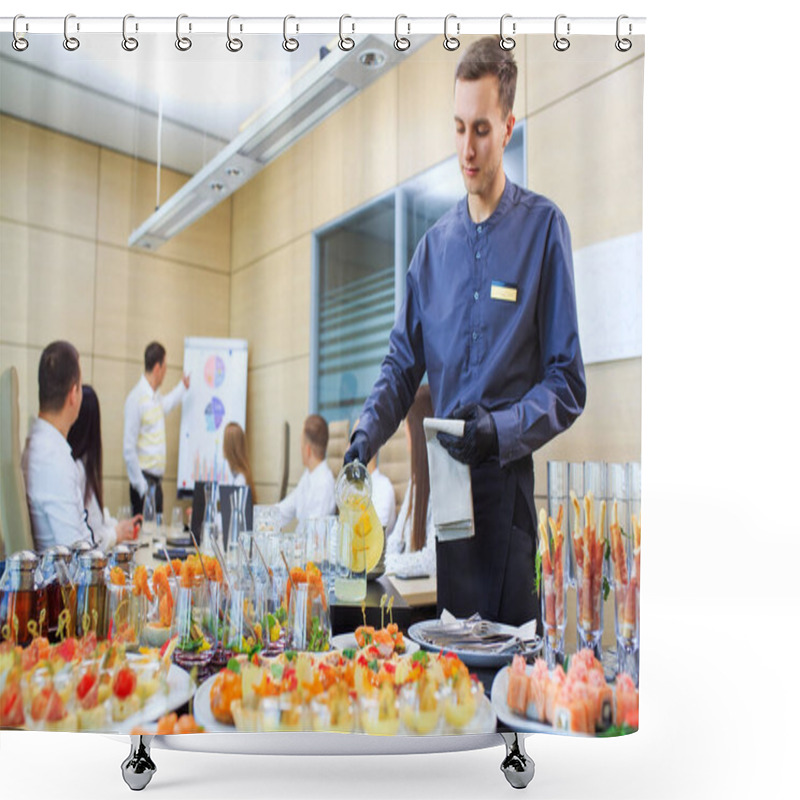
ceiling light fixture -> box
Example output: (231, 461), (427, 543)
(129, 34), (422, 251)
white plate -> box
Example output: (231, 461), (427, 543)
(490, 665), (587, 736)
(119, 661), (195, 733)
(407, 620), (542, 668)
(330, 632), (419, 655)
(192, 672), (236, 733)
(191, 670), (495, 736)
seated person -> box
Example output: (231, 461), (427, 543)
(21, 341), (134, 551)
(68, 385), (141, 551)
(223, 421), (257, 502)
(352, 418), (397, 533)
(384, 385), (436, 579)
(276, 415), (335, 528)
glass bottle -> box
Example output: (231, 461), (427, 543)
(40, 545), (74, 642)
(0, 551), (45, 646)
(74, 550), (108, 640)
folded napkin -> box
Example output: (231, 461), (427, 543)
(439, 609), (538, 641)
(423, 417), (474, 542)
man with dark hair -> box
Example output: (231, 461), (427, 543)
(22, 341), (138, 551)
(276, 414), (336, 529)
(345, 37), (586, 626)
(123, 341), (190, 516)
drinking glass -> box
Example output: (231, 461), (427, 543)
(171, 507), (184, 537)
(567, 462), (584, 587)
(286, 581), (331, 652)
(541, 467), (568, 668)
(575, 462), (606, 659)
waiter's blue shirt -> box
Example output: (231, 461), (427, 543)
(359, 177), (586, 466)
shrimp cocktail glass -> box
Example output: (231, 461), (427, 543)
(537, 506), (566, 669)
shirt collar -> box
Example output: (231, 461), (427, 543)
(459, 175), (515, 233)
(139, 374), (158, 398)
(33, 417), (72, 455)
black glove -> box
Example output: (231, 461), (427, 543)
(437, 404), (498, 467)
(344, 429), (372, 466)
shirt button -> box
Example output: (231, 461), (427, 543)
(473, 291), (479, 301)
(476, 252), (481, 260)
(472, 331), (478, 341)
(477, 225), (483, 233)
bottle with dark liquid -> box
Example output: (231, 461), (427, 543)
(74, 550), (108, 640)
(41, 545), (74, 642)
(0, 550), (45, 646)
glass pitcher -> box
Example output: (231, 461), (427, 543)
(333, 461), (384, 603)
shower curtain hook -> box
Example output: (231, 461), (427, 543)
(615, 15), (633, 52)
(499, 14), (516, 51)
(12, 15), (29, 52)
(443, 14), (460, 51)
(339, 15), (355, 51)
(226, 15), (243, 52)
(553, 14), (570, 52)
(394, 15), (410, 51)
(283, 15), (299, 52)
(122, 14), (139, 52)
(176, 14), (192, 51)
(63, 14), (80, 51)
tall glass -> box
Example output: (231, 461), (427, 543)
(171, 574), (216, 677)
(540, 471), (567, 668)
(141, 484), (157, 545)
(546, 459), (569, 591)
(201, 482), (218, 556)
(614, 461), (641, 686)
(576, 462), (606, 658)
(567, 462), (584, 587)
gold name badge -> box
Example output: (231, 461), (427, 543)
(490, 281), (518, 302)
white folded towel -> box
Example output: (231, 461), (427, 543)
(423, 417), (474, 542)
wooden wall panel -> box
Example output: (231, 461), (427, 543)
(0, 115), (99, 239)
(93, 245), (230, 363)
(230, 237), (311, 369)
(0, 221), (96, 353)
(527, 58), (644, 250)
(230, 135), (314, 272)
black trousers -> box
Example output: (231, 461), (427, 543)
(130, 472), (164, 517)
(435, 456), (540, 629)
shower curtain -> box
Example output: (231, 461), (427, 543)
(0, 16), (644, 740)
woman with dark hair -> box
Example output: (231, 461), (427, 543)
(68, 385), (140, 551)
(384, 384), (436, 578)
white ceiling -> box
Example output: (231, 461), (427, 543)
(0, 32), (336, 175)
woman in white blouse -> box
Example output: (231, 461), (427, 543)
(68, 386), (141, 551)
(384, 384), (436, 579)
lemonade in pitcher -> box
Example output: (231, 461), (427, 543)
(334, 461), (384, 602)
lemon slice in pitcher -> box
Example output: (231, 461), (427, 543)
(350, 506), (384, 573)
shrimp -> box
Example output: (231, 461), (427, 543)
(132, 566), (153, 601)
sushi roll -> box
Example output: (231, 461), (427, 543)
(506, 654), (529, 716)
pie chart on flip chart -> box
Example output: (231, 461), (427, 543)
(204, 397), (225, 432)
(204, 355), (225, 389)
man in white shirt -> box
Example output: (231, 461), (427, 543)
(22, 341), (137, 551)
(123, 342), (190, 516)
(276, 415), (336, 529)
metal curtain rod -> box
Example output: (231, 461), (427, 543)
(0, 15), (646, 37)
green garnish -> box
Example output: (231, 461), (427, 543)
(226, 657), (241, 674)
(411, 650), (429, 665)
(534, 550), (542, 594)
(602, 576), (611, 601)
(604, 539), (611, 560)
(342, 647), (356, 660)
(276, 607), (287, 624)
(284, 650), (297, 662)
